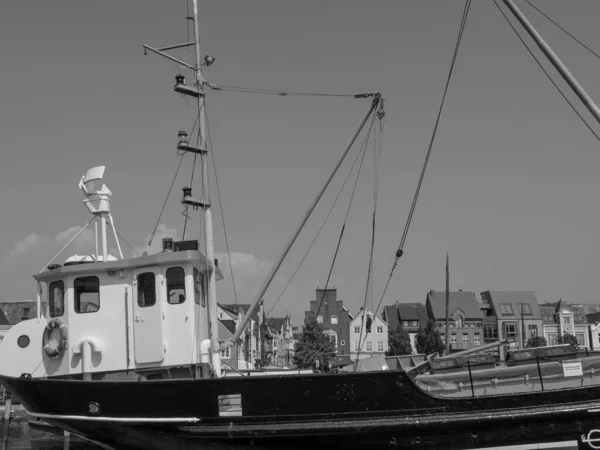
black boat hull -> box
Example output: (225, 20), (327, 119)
(2, 370), (600, 449)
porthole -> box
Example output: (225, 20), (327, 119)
(17, 335), (30, 348)
(87, 402), (101, 415)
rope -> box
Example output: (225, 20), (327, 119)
(524, 0), (600, 62)
(204, 100), (239, 305)
(144, 153), (186, 255)
(494, 0), (600, 143)
(210, 84), (375, 99)
(106, 222), (141, 257)
(267, 118), (375, 316)
(374, 0), (472, 317)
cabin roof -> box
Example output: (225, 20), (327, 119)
(35, 250), (223, 282)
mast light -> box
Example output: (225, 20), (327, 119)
(203, 55), (215, 67)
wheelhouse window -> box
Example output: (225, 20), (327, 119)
(167, 267), (186, 305)
(49, 280), (64, 318)
(194, 268), (205, 307)
(74, 276), (100, 314)
(137, 272), (156, 307)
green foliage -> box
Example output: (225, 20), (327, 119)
(557, 333), (579, 347)
(415, 320), (445, 356)
(386, 324), (413, 356)
(293, 318), (336, 369)
(526, 335), (547, 348)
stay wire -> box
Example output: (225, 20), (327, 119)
(106, 222), (141, 257)
(524, 0), (600, 62)
(375, 0), (472, 316)
(204, 99), (240, 305)
(181, 101), (204, 241)
(211, 84), (370, 98)
(267, 118), (374, 316)
(314, 112), (377, 320)
(145, 153), (186, 254)
(494, 0), (600, 143)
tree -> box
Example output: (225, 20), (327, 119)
(558, 333), (579, 347)
(526, 335), (547, 348)
(386, 324), (413, 356)
(293, 318), (336, 369)
(415, 320), (445, 356)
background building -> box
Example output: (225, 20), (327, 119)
(540, 299), (590, 348)
(382, 302), (428, 353)
(349, 307), (388, 360)
(304, 288), (353, 358)
(426, 290), (483, 353)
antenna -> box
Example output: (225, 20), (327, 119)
(79, 166), (124, 261)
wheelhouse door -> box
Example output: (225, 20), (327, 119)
(133, 267), (164, 364)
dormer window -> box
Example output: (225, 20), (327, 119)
(167, 267), (186, 305)
(49, 280), (64, 318)
(563, 316), (571, 324)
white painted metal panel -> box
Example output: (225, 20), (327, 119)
(133, 267), (164, 364)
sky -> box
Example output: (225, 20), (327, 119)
(2, 1), (600, 326)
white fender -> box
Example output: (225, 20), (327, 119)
(200, 339), (211, 364)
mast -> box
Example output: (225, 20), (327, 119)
(444, 253), (450, 355)
(502, 0), (600, 126)
(225, 94), (383, 348)
(191, 0), (221, 377)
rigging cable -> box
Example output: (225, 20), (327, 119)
(204, 99), (240, 305)
(106, 222), (141, 257)
(314, 112), (377, 320)
(355, 107), (385, 363)
(267, 116), (377, 316)
(524, 0), (600, 62)
(181, 101), (203, 241)
(374, 0), (472, 318)
(493, 0), (600, 143)
(210, 84), (377, 99)
(144, 153), (186, 255)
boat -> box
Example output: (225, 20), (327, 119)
(4, 0), (600, 449)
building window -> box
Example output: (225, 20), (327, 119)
(518, 303), (533, 316)
(377, 340), (384, 352)
(528, 325), (538, 337)
(456, 316), (463, 329)
(547, 333), (558, 346)
(402, 320), (410, 327)
(272, 339), (278, 350)
(330, 335), (337, 348)
(484, 324), (498, 340)
(576, 333), (585, 347)
(462, 334), (469, 344)
(340, 340), (345, 346)
(376, 326), (383, 334)
(137, 272), (156, 307)
(331, 315), (338, 325)
(474, 333), (481, 345)
(504, 323), (517, 340)
(441, 333), (445, 343)
(499, 303), (514, 316)
(366, 341), (373, 352)
(450, 334), (457, 344)
(49, 280), (64, 318)
(563, 316), (571, 325)
(354, 341), (359, 352)
(194, 268), (205, 307)
(74, 276), (100, 314)
(219, 342), (230, 359)
(167, 267), (186, 304)
(21, 307), (30, 321)
(317, 315), (323, 324)
(354, 326), (360, 334)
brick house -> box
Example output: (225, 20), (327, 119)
(382, 302), (429, 354)
(304, 288), (353, 358)
(426, 290), (483, 353)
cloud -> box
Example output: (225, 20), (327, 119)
(9, 233), (42, 257)
(133, 224), (179, 257)
(215, 251), (273, 301)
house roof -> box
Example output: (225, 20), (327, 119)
(481, 291), (541, 320)
(383, 303), (429, 329)
(220, 319), (237, 335)
(266, 317), (288, 333)
(218, 321), (234, 339)
(427, 291), (481, 319)
(540, 300), (588, 325)
(220, 303), (261, 323)
(587, 312), (600, 324)
(349, 307), (386, 326)
(0, 301), (45, 325)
